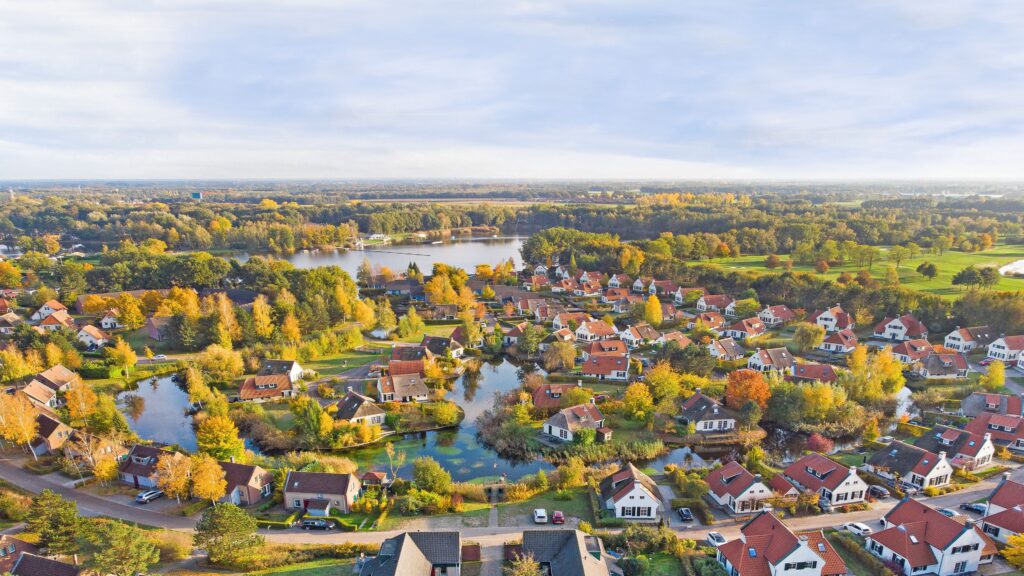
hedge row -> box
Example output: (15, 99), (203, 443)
(830, 532), (897, 576)
(586, 490), (626, 528)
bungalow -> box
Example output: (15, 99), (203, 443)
(580, 355), (629, 381)
(960, 392), (1023, 418)
(598, 463), (661, 520)
(145, 315), (172, 341)
(361, 471), (389, 490)
(678, 391), (736, 433)
(515, 298), (545, 317)
(575, 320), (616, 342)
(865, 440), (952, 490)
(573, 281), (602, 297)
(620, 323), (661, 348)
(601, 287), (630, 304)
(707, 461), (773, 514)
(38, 310), (75, 331)
(808, 305), (854, 333)
(543, 402), (604, 442)
(966, 412), (1024, 452)
(76, 325), (109, 348)
(552, 312), (592, 331)
(708, 337), (745, 361)
(554, 264), (571, 279)
(660, 302), (682, 321)
(433, 303), (459, 320)
(866, 498), (995, 576)
(31, 413), (73, 457)
(944, 325), (995, 353)
(723, 317), (766, 340)
(383, 279), (418, 297)
(538, 327), (576, 353)
(0, 312), (24, 335)
(532, 382), (582, 413)
(391, 345), (428, 362)
(892, 339), (933, 364)
(608, 274), (632, 289)
(359, 531), (462, 576)
(758, 305), (796, 327)
(650, 279), (678, 296)
(914, 425), (994, 471)
(782, 453), (868, 506)
(687, 311), (725, 332)
(421, 335), (464, 359)
(611, 294), (645, 314)
(335, 391), (386, 426)
(790, 362), (839, 384)
(502, 322), (530, 346)
(981, 476), (1024, 544)
(238, 375), (295, 402)
(119, 445), (185, 489)
(521, 530), (609, 576)
(696, 294), (734, 313)
(873, 314), (929, 341)
(377, 360), (429, 403)
(283, 471), (361, 515)
(532, 263), (549, 275)
(258, 359), (305, 384)
(99, 309), (122, 330)
(747, 348), (795, 375)
(915, 353), (969, 380)
(523, 274), (550, 291)
(35, 364), (79, 392)
(219, 461), (274, 506)
(576, 270), (604, 284)
(656, 331), (692, 348)
(986, 335), (1024, 362)
(533, 303), (565, 323)
(717, 512), (847, 576)
(21, 381), (59, 410)
(30, 299), (67, 321)
(582, 339), (628, 360)
(818, 328), (858, 354)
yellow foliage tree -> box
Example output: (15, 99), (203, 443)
(190, 454), (227, 503)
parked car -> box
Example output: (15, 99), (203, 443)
(533, 509), (548, 524)
(938, 508), (962, 519)
(552, 511), (565, 524)
(594, 394), (609, 403)
(960, 502), (987, 514)
(877, 436), (894, 444)
(979, 358), (993, 366)
(300, 518), (334, 530)
(868, 485), (891, 499)
(818, 497), (832, 512)
(153, 354), (168, 360)
(843, 522), (873, 536)
(706, 532), (727, 547)
(676, 507), (694, 521)
(135, 489), (164, 504)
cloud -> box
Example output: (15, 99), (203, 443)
(0, 0), (1023, 179)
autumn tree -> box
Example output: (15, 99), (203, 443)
(353, 299), (375, 327)
(644, 294), (663, 327)
(83, 519), (161, 576)
(376, 297), (398, 334)
(105, 337), (138, 377)
(0, 393), (40, 459)
(156, 454), (192, 503)
(281, 311), (302, 343)
(66, 379), (98, 423)
(396, 305), (426, 338)
(792, 322), (825, 352)
(623, 382), (654, 421)
(505, 553), (542, 576)
(190, 454), (228, 503)
(980, 360), (1005, 392)
(196, 415), (245, 461)
(725, 369), (770, 410)
(116, 293), (145, 330)
(543, 340), (577, 371)
(645, 362), (682, 410)
(1004, 533), (1024, 570)
(194, 344), (244, 383)
(251, 295), (274, 340)
(194, 503), (264, 566)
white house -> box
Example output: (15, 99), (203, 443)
(76, 325), (109, 348)
(678, 391), (737, 433)
(808, 305), (854, 333)
(575, 320), (616, 342)
(758, 305), (796, 327)
(718, 513), (847, 576)
(543, 402), (605, 442)
(944, 325), (995, 353)
(747, 348), (795, 375)
(818, 329), (857, 354)
(913, 425), (994, 472)
(706, 461), (773, 514)
(981, 476), (1024, 544)
(631, 277), (653, 293)
(99, 309), (123, 330)
(866, 498), (995, 576)
(598, 463), (661, 520)
(607, 274), (631, 289)
(986, 335), (1024, 362)
(723, 317), (766, 340)
(30, 299), (67, 321)
(865, 440), (952, 491)
(782, 453), (868, 507)
(697, 294), (734, 313)
(258, 359), (305, 384)
(873, 314), (929, 341)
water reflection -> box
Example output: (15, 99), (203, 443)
(118, 376), (197, 451)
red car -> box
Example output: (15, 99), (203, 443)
(552, 511), (565, 524)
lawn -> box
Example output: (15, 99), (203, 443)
(248, 559), (354, 575)
(825, 532), (874, 576)
(642, 552), (684, 576)
(708, 243), (1024, 299)
(304, 350), (383, 377)
(496, 488), (593, 526)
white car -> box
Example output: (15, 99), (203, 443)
(706, 532), (727, 547)
(844, 522), (872, 536)
(533, 509), (548, 524)
(153, 354), (168, 360)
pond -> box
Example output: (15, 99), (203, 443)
(118, 375), (198, 451)
(234, 236), (524, 278)
(342, 358), (555, 483)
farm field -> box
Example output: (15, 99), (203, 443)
(709, 243), (1024, 298)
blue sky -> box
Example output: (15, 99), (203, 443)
(2, 0), (1023, 180)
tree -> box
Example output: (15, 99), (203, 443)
(815, 260), (829, 274)
(0, 393), (39, 460)
(623, 382), (654, 421)
(0, 261), (20, 288)
(792, 322), (825, 352)
(738, 400), (762, 429)
(505, 553), (543, 576)
(764, 254), (781, 269)
(191, 454), (228, 503)
(83, 519), (161, 576)
(194, 503), (264, 567)
(663, 343), (716, 377)
(396, 305), (426, 338)
(518, 324), (545, 357)
(952, 266), (982, 289)
(65, 379), (98, 423)
(194, 344), (244, 383)
(412, 456), (452, 494)
(433, 401), (460, 426)
(281, 312), (302, 343)
(251, 294), (274, 340)
(643, 294), (663, 327)
(357, 257), (373, 286)
(888, 245), (910, 268)
(376, 297), (398, 333)
(645, 362), (682, 408)
(916, 261), (938, 280)
(26, 490), (81, 556)
(353, 299), (375, 327)
(725, 369), (770, 410)
(156, 454), (192, 504)
(543, 340), (577, 371)
(863, 417), (880, 441)
(980, 360), (1005, 392)
(733, 298), (760, 319)
(116, 293), (145, 330)
(196, 415), (245, 460)
(807, 433), (834, 453)
(1004, 533), (1024, 570)
(93, 456), (120, 486)
(105, 337), (138, 377)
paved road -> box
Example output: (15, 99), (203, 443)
(2, 456), (1021, 547)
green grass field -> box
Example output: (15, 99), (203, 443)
(709, 243), (1024, 299)
(247, 559), (354, 575)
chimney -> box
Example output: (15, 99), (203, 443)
(938, 451), (947, 461)
(1003, 471), (1012, 481)
(798, 535), (809, 545)
(983, 433), (992, 442)
(754, 473), (762, 482)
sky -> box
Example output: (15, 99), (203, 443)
(2, 0), (1024, 181)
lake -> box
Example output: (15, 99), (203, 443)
(247, 236), (524, 278)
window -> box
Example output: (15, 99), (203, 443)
(784, 562), (818, 570)
(292, 499), (301, 507)
(954, 561), (967, 574)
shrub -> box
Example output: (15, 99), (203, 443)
(577, 520), (593, 534)
(0, 492), (31, 521)
(149, 531), (192, 562)
(693, 556), (729, 576)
